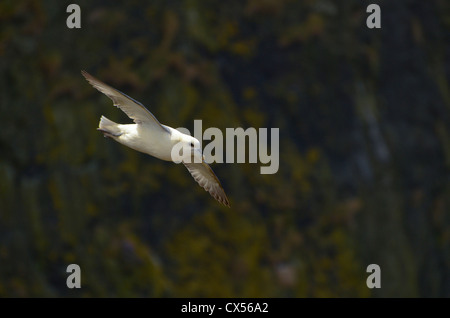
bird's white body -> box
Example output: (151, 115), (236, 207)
(121, 123), (172, 161)
(99, 116), (198, 162)
(106, 122), (175, 161)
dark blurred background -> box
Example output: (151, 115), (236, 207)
(0, 0), (449, 297)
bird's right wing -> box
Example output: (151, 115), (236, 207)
(82, 70), (168, 133)
(184, 161), (230, 207)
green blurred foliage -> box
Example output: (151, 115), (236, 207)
(0, 0), (449, 297)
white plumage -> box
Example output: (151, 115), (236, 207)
(82, 71), (230, 207)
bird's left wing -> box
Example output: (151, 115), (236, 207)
(184, 161), (230, 207)
(82, 70), (168, 133)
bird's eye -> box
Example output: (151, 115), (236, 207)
(190, 142), (194, 148)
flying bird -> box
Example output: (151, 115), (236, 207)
(82, 71), (230, 207)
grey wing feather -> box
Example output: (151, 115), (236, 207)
(82, 70), (168, 133)
(184, 161), (230, 207)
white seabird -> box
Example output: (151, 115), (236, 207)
(82, 71), (230, 207)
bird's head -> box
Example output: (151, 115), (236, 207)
(174, 133), (204, 163)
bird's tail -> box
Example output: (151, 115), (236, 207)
(97, 116), (122, 137)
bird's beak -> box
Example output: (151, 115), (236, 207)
(193, 148), (204, 163)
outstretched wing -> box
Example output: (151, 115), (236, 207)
(184, 161), (230, 207)
(82, 70), (168, 133)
